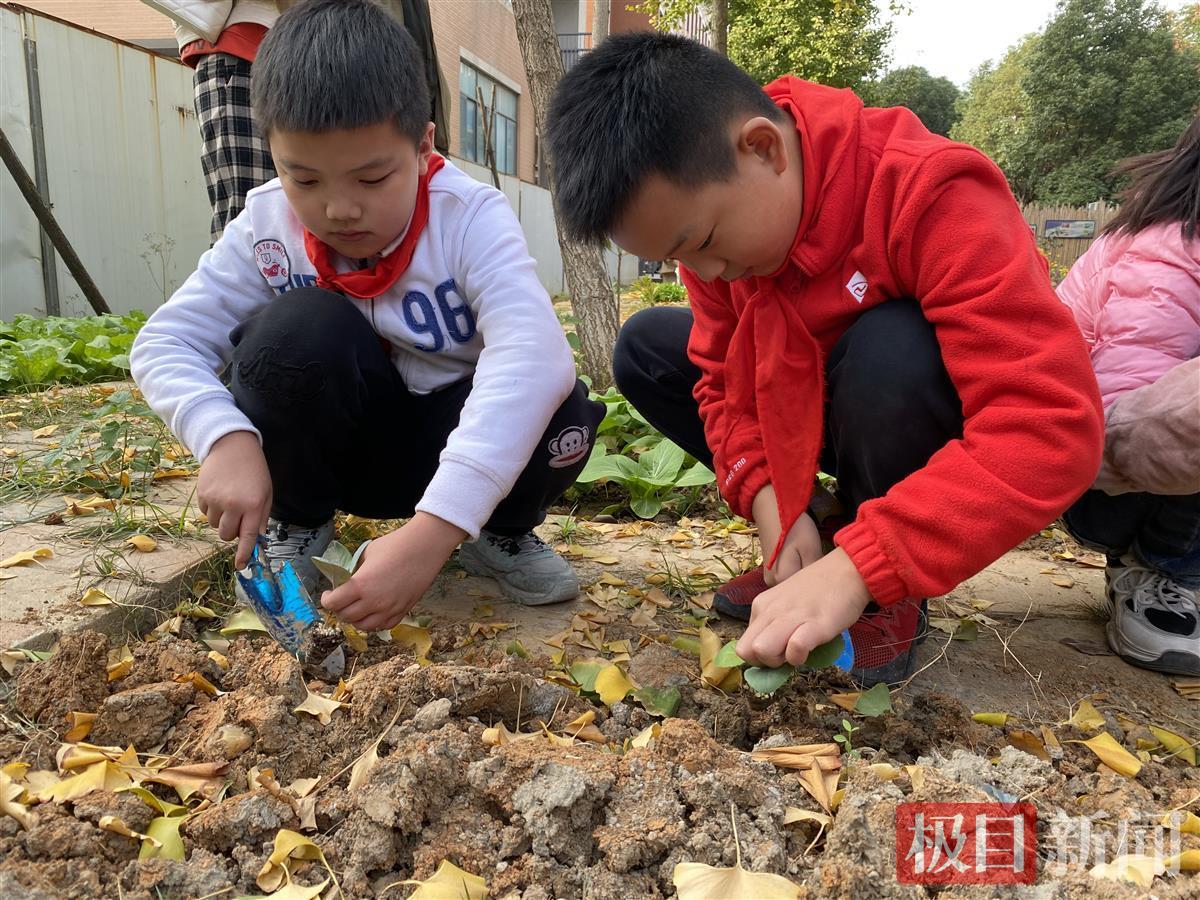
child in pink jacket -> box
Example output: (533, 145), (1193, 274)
(1057, 113), (1200, 676)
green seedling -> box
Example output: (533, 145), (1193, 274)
(577, 437), (715, 519)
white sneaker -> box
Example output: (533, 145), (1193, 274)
(262, 518), (335, 595)
(1106, 560), (1200, 676)
(457, 530), (579, 606)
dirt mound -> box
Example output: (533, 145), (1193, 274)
(1, 630), (1197, 898)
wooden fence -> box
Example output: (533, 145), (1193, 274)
(1021, 202), (1120, 281)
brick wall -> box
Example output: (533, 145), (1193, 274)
(429, 0), (536, 184)
(17, 1), (175, 41)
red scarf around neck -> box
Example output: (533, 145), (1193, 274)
(303, 154), (446, 300)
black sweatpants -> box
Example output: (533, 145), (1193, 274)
(229, 288), (604, 533)
(612, 301), (965, 519)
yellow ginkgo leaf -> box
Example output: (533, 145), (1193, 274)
(99, 814), (161, 848)
(1065, 699), (1106, 731)
(1161, 810), (1200, 834)
(1070, 732), (1142, 778)
(698, 627), (733, 689)
(294, 687), (349, 726)
(0, 770), (33, 829)
(673, 861), (800, 899)
(220, 607), (269, 636)
(1165, 849), (1200, 871)
(1089, 854), (1165, 888)
(630, 723), (660, 749)
(348, 742), (380, 792)
(595, 664), (634, 706)
(0, 547), (53, 569)
(971, 712), (1010, 727)
(106, 645), (134, 682)
(868, 763), (901, 781)
(119, 785), (188, 818)
(389, 623), (432, 663)
(174, 672), (221, 697)
(207, 650), (229, 670)
(35, 761), (131, 803)
(781, 806), (831, 828)
(256, 829), (330, 893)
(1148, 726), (1197, 765)
(126, 535), (158, 552)
(401, 860), (488, 900)
(64, 711), (98, 743)
(254, 879), (331, 900)
(140, 815), (187, 861)
(141, 762), (227, 802)
(79, 587), (114, 606)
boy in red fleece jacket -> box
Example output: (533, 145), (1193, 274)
(546, 33), (1105, 686)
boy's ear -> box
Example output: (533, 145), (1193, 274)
(417, 122), (436, 175)
(738, 117), (789, 175)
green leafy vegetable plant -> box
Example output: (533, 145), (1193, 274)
(0, 312), (146, 392)
(577, 437), (715, 519)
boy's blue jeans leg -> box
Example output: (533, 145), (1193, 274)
(1062, 489), (1200, 589)
(227, 287), (603, 531)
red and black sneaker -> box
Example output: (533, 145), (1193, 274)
(849, 598), (929, 687)
(713, 567), (768, 621)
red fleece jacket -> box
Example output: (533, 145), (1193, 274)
(684, 77), (1104, 605)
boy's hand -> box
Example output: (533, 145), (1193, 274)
(197, 431), (272, 569)
(320, 513), (467, 632)
(735, 548), (871, 668)
(751, 485), (822, 586)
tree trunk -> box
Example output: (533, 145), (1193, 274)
(711, 0), (728, 56)
(512, 0), (618, 389)
(593, 0), (610, 46)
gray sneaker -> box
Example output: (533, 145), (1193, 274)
(1106, 560), (1200, 676)
(261, 518), (335, 595)
(457, 530), (579, 606)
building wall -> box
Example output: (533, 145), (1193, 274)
(429, 0), (536, 185)
(14, 1), (175, 41)
(608, 2), (651, 35)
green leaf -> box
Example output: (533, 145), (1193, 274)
(634, 438), (687, 486)
(801, 635), (846, 670)
(569, 660), (606, 694)
(630, 491), (664, 519)
(714, 640), (745, 668)
(633, 685), (681, 717)
(854, 683), (892, 717)
(505, 639), (529, 658)
(673, 461), (717, 488)
(311, 541), (354, 588)
(140, 815), (186, 861)
(671, 636), (701, 656)
(577, 447), (640, 484)
(744, 664), (795, 696)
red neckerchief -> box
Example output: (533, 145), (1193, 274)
(303, 154), (446, 300)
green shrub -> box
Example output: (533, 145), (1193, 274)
(652, 282), (687, 304)
(0, 312), (146, 392)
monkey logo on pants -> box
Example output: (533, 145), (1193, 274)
(547, 425), (591, 468)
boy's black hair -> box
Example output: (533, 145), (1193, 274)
(251, 0), (431, 143)
(546, 32), (783, 245)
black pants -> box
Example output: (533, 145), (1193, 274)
(1063, 490), (1200, 589)
(229, 289), (604, 533)
(612, 302), (964, 520)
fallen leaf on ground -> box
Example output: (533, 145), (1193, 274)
(256, 829), (331, 893)
(126, 535), (157, 552)
(207, 650), (229, 670)
(0, 547), (53, 569)
(175, 672), (221, 697)
(389, 623), (432, 662)
(1060, 637), (1114, 657)
(633, 686), (680, 718)
(630, 723), (661, 749)
(400, 860), (488, 899)
(1148, 725), (1197, 765)
(972, 712), (1010, 727)
(868, 763), (901, 781)
(699, 627), (742, 692)
(35, 761), (131, 803)
(220, 607), (269, 636)
(1089, 853), (1165, 887)
(64, 712), (98, 743)
(0, 770), (33, 829)
(106, 645), (134, 682)
(854, 684), (892, 717)
(142, 762), (228, 802)
(99, 814), (161, 848)
(119, 785), (187, 817)
(294, 687), (349, 726)
(1007, 729), (1050, 762)
(31, 424), (58, 439)
(1065, 699), (1106, 731)
(348, 743), (380, 791)
(1166, 849), (1200, 871)
(79, 587), (114, 606)
(1051, 576), (1076, 588)
(1070, 732), (1142, 777)
(782, 806), (831, 828)
(673, 856), (799, 898)
(1161, 811), (1200, 834)
(829, 692), (860, 713)
(595, 664), (634, 705)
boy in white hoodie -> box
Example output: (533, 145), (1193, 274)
(131, 0), (602, 631)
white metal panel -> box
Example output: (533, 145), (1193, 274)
(25, 10), (209, 317)
(0, 6), (45, 319)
